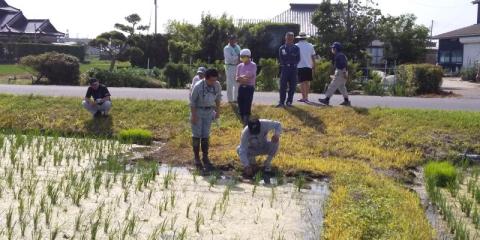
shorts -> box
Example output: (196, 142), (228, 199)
(298, 67), (313, 83)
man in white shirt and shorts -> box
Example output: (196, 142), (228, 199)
(295, 32), (316, 103)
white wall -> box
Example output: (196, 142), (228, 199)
(460, 36), (480, 68)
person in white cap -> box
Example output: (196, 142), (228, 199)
(224, 34), (241, 103)
(190, 67), (207, 93)
(236, 49), (257, 125)
(295, 32), (316, 103)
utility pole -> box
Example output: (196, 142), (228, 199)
(430, 20), (434, 38)
(154, 0), (158, 34)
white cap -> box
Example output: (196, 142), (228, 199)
(240, 49), (251, 57)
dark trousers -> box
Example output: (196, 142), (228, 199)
(279, 67), (298, 104)
(238, 85), (255, 118)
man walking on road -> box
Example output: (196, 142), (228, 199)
(224, 34), (241, 103)
(319, 42), (351, 106)
(295, 32), (316, 103)
(277, 32), (300, 108)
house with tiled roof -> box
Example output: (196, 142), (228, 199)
(433, 1), (480, 72)
(0, 0), (64, 43)
(236, 3), (318, 36)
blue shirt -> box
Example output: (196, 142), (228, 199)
(278, 44), (300, 66)
(334, 52), (348, 70)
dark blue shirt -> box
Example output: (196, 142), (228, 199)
(278, 44), (301, 66)
(334, 52), (348, 70)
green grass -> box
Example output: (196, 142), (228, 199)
(425, 161), (457, 187)
(0, 64), (29, 75)
(0, 94), (479, 239)
(118, 128), (153, 145)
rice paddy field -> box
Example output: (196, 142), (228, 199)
(0, 94), (479, 239)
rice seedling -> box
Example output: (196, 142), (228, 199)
(446, 180), (459, 198)
(210, 201), (218, 220)
(270, 186), (277, 208)
(159, 218), (168, 235)
(195, 211), (204, 233)
(473, 206), (480, 229)
(33, 207), (40, 232)
(186, 202), (193, 219)
(45, 204), (53, 226)
(104, 213), (112, 234)
(90, 218), (100, 240)
(170, 213), (178, 230)
(208, 171), (220, 190)
(6, 206), (14, 239)
(50, 224), (59, 240)
(170, 190), (176, 209)
(178, 226), (187, 240)
(47, 181), (60, 205)
(475, 187), (480, 204)
(126, 215), (138, 236)
(459, 195), (473, 217)
(294, 174), (306, 192)
(94, 171), (103, 193)
(252, 172), (262, 197)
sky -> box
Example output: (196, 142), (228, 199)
(7, 0), (479, 39)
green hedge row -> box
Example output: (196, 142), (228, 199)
(0, 43), (86, 62)
(396, 64), (443, 96)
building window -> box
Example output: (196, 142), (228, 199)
(451, 50), (463, 63)
(439, 51), (450, 63)
(368, 47), (383, 65)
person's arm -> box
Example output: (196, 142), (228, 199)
(238, 128), (250, 166)
(215, 82), (222, 119)
(278, 47), (284, 66)
(263, 120), (282, 143)
(85, 88), (95, 105)
(102, 87), (111, 102)
(295, 46), (301, 64)
(223, 47), (230, 63)
(190, 84), (200, 123)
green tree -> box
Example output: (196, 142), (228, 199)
(199, 13), (236, 63)
(377, 14), (429, 64)
(89, 31), (143, 71)
(114, 13), (149, 36)
(312, 0), (381, 62)
(129, 34), (169, 69)
(166, 20), (201, 62)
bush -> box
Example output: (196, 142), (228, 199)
(118, 129), (153, 145)
(461, 66), (478, 81)
(425, 161), (457, 188)
(363, 71), (385, 96)
(87, 68), (166, 88)
(20, 52), (80, 85)
(311, 61), (333, 93)
(163, 63), (192, 88)
(396, 64), (443, 96)
(1, 43), (86, 62)
(257, 58), (279, 91)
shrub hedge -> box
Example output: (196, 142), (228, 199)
(256, 58), (279, 91)
(86, 68), (166, 88)
(20, 52), (80, 85)
(163, 63), (192, 88)
(460, 66), (478, 82)
(0, 43), (86, 62)
(396, 64), (443, 96)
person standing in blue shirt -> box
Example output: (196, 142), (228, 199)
(319, 42), (351, 106)
(276, 32), (300, 108)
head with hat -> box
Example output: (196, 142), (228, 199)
(240, 49), (252, 64)
(89, 78), (100, 90)
(295, 32), (309, 41)
(247, 115), (261, 135)
(330, 42), (342, 54)
(196, 67), (207, 78)
(228, 34), (237, 46)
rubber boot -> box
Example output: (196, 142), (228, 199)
(192, 137), (203, 170)
(201, 138), (214, 172)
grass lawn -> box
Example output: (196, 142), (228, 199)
(0, 94), (479, 239)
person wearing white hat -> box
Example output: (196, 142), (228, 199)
(236, 49), (257, 124)
(224, 34), (241, 103)
(295, 32), (316, 103)
(190, 67), (207, 93)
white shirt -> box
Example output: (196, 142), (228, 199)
(224, 44), (241, 65)
(296, 40), (316, 69)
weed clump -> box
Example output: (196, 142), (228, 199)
(118, 129), (153, 145)
(425, 161), (457, 188)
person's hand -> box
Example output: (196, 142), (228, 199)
(191, 115), (198, 125)
(271, 135), (280, 143)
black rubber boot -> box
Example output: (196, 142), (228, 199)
(201, 138), (214, 172)
(192, 137), (203, 170)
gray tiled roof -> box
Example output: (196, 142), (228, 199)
(0, 0), (63, 36)
(433, 24), (480, 39)
(236, 3), (319, 36)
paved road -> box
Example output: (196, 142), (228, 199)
(0, 84), (479, 111)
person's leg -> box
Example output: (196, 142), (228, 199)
(238, 85), (247, 120)
(263, 142), (279, 172)
(287, 68), (297, 104)
(278, 69), (288, 105)
(337, 74), (351, 105)
(192, 137), (202, 169)
(227, 66), (237, 102)
(305, 81), (311, 100)
(245, 86), (254, 118)
(200, 110), (214, 170)
(100, 101), (112, 115)
(82, 100), (98, 115)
